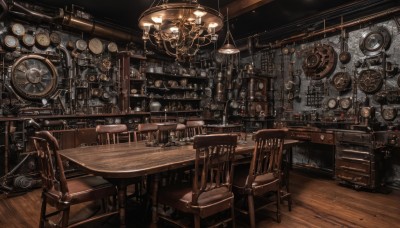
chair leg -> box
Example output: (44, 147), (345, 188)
(39, 193), (47, 228)
(194, 215), (201, 228)
(276, 190), (281, 223)
(247, 194), (256, 228)
(231, 198), (236, 228)
(61, 207), (70, 228)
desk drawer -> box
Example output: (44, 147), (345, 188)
(336, 168), (371, 187)
(311, 132), (334, 145)
(335, 158), (370, 174)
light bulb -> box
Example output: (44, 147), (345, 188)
(151, 16), (163, 24)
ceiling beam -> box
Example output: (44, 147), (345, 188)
(221, 0), (275, 19)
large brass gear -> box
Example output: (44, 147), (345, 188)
(331, 72), (351, 92)
(358, 69), (383, 94)
(302, 44), (337, 80)
(11, 54), (58, 100)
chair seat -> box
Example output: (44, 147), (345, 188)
(233, 165), (278, 190)
(47, 176), (116, 205)
(158, 183), (233, 215)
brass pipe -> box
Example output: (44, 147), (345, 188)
(276, 6), (400, 48)
(62, 13), (141, 42)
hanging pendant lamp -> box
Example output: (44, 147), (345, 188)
(218, 8), (240, 54)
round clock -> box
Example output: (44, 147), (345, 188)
(327, 98), (338, 109)
(22, 34), (35, 47)
(360, 107), (372, 118)
(4, 35), (19, 49)
(35, 32), (50, 49)
(49, 32), (61, 46)
(339, 98), (352, 110)
(11, 23), (26, 37)
(382, 108), (397, 121)
(88, 38), (104, 55)
(75, 39), (87, 51)
(107, 42), (118, 53)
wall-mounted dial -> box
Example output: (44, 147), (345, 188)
(22, 34), (35, 47)
(360, 107), (372, 118)
(107, 42), (118, 53)
(327, 98), (338, 109)
(75, 39), (87, 51)
(382, 108), (397, 121)
(11, 23), (26, 37)
(339, 98), (352, 110)
(88, 38), (104, 54)
(49, 32), (61, 46)
(4, 35), (19, 49)
(35, 32), (50, 48)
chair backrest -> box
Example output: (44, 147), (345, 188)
(136, 123), (158, 142)
(157, 123), (177, 144)
(192, 134), (237, 205)
(246, 129), (287, 188)
(186, 120), (205, 138)
(32, 131), (70, 202)
(96, 124), (128, 144)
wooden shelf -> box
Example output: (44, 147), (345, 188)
(146, 72), (208, 80)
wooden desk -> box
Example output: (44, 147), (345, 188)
(59, 139), (299, 227)
(205, 124), (243, 134)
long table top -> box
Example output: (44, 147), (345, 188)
(59, 139), (300, 179)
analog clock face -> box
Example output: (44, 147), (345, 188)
(4, 35), (19, 49)
(360, 107), (371, 118)
(327, 98), (337, 109)
(49, 32), (61, 45)
(107, 42), (118, 53)
(88, 38), (104, 55)
(382, 108), (397, 121)
(339, 98), (352, 110)
(35, 32), (50, 48)
(11, 23), (26, 37)
(75, 39), (87, 51)
(22, 34), (35, 47)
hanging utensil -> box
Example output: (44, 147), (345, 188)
(339, 28), (351, 64)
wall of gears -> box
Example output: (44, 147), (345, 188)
(274, 19), (400, 125)
(0, 18), (124, 116)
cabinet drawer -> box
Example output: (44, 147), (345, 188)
(335, 158), (370, 173)
(335, 132), (372, 145)
(335, 168), (371, 187)
(336, 145), (372, 161)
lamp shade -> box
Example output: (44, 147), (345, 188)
(218, 43), (240, 54)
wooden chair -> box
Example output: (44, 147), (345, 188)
(95, 124), (130, 144)
(232, 129), (287, 228)
(32, 131), (117, 228)
(134, 123), (158, 142)
(157, 134), (237, 228)
(185, 120), (205, 139)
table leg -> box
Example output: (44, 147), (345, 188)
(118, 183), (127, 228)
(151, 174), (160, 227)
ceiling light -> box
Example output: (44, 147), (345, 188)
(218, 8), (240, 55)
(139, 0), (223, 61)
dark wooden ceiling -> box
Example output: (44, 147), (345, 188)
(22, 0), (398, 42)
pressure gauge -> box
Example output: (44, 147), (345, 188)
(88, 38), (104, 54)
(258, 81), (264, 90)
(382, 108), (397, 121)
(4, 35), (19, 49)
(75, 39), (87, 51)
(360, 107), (372, 118)
(49, 32), (61, 46)
(11, 23), (26, 37)
(339, 98), (352, 110)
(107, 42), (118, 53)
(327, 98), (338, 109)
(35, 32), (50, 48)
(22, 34), (35, 47)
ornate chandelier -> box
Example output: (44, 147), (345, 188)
(139, 0), (223, 61)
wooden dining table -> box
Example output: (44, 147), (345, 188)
(58, 138), (300, 227)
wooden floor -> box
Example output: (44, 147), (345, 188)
(1, 171), (399, 227)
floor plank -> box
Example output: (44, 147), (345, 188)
(0, 171), (399, 227)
